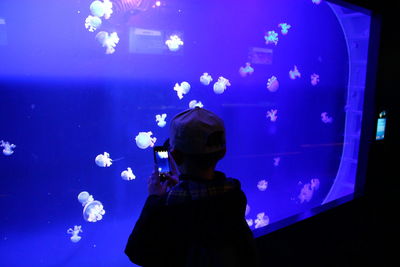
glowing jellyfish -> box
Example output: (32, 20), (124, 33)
(213, 76), (231, 94)
(95, 152), (112, 167)
(312, 0), (322, 5)
(189, 100), (204, 109)
(267, 76), (279, 92)
(0, 140), (16, 156)
(96, 31), (119, 54)
(90, 0), (113, 19)
(174, 82), (190, 99)
(289, 65), (301, 80)
(85, 15), (102, 32)
(67, 225), (83, 243)
(121, 167), (136, 181)
(239, 62), (254, 77)
(311, 73), (320, 86)
(155, 113), (167, 127)
(245, 204), (251, 216)
(165, 35), (183, 52)
(321, 112), (333, 123)
(278, 23), (291, 35)
(264, 30), (279, 45)
(246, 219), (254, 227)
(266, 109), (278, 122)
(254, 212), (270, 229)
(200, 73), (213, 85)
(297, 178), (320, 204)
(273, 157), (281, 167)
(78, 191), (105, 222)
(257, 180), (268, 191)
(135, 131), (157, 149)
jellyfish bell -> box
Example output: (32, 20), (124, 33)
(78, 191), (94, 206)
(200, 73), (212, 85)
(85, 15), (102, 32)
(90, 1), (105, 17)
(267, 76), (279, 92)
(95, 31), (108, 45)
(83, 200), (105, 222)
(135, 132), (157, 149)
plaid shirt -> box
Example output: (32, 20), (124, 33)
(166, 171), (241, 205)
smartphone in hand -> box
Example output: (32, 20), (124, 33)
(153, 146), (171, 182)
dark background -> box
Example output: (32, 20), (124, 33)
(255, 0), (399, 266)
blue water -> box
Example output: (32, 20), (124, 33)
(0, 0), (367, 266)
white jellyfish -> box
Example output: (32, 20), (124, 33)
(266, 109), (278, 122)
(85, 15), (102, 32)
(165, 35), (184, 52)
(278, 23), (291, 35)
(135, 131), (157, 149)
(121, 167), (136, 181)
(245, 204), (251, 216)
(311, 73), (320, 86)
(246, 219), (254, 227)
(257, 180), (268, 191)
(264, 30), (279, 45)
(267, 76), (279, 92)
(90, 0), (113, 19)
(95, 152), (112, 167)
(254, 212), (270, 229)
(297, 178), (320, 204)
(155, 113), (167, 127)
(189, 100), (204, 109)
(239, 62), (254, 77)
(96, 31), (119, 54)
(213, 76), (231, 94)
(312, 0), (322, 5)
(321, 112), (333, 123)
(67, 225), (83, 243)
(289, 65), (301, 80)
(200, 73), (213, 85)
(78, 191), (105, 222)
(273, 157), (281, 167)
(0, 140), (16, 156)
(174, 82), (191, 99)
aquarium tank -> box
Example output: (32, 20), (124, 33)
(0, 0), (376, 266)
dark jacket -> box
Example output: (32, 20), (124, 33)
(125, 171), (259, 267)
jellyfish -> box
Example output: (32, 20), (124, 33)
(95, 152), (112, 167)
(246, 219), (254, 227)
(310, 178), (320, 190)
(273, 157), (281, 167)
(266, 109), (278, 122)
(90, 0), (113, 19)
(155, 114), (167, 127)
(239, 62), (254, 77)
(213, 76), (231, 94)
(289, 65), (301, 80)
(189, 100), (204, 109)
(311, 73), (320, 86)
(267, 76), (279, 92)
(297, 178), (320, 204)
(85, 15), (102, 32)
(174, 81), (191, 99)
(264, 30), (279, 45)
(245, 204), (251, 216)
(165, 35), (184, 52)
(96, 31), (119, 54)
(200, 73), (213, 86)
(312, 0), (322, 5)
(257, 180), (268, 191)
(278, 23), (291, 35)
(135, 131), (157, 149)
(67, 225), (83, 243)
(321, 112), (333, 123)
(121, 167), (136, 181)
(0, 140), (16, 156)
(254, 212), (270, 229)
(78, 191), (105, 222)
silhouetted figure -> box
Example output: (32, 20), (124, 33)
(125, 107), (258, 267)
